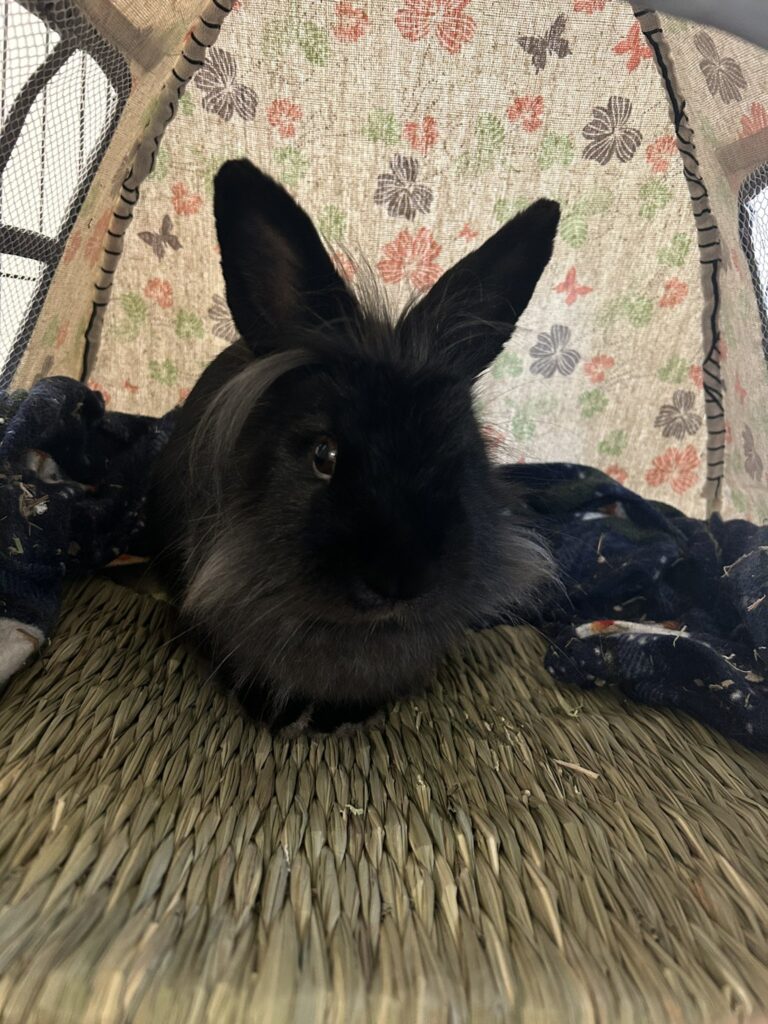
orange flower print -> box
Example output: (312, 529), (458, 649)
(267, 99), (302, 139)
(144, 277), (173, 308)
(606, 464), (628, 485)
(404, 116), (438, 155)
(645, 135), (676, 173)
(395, 0), (476, 55)
(62, 228), (82, 266)
(659, 277), (688, 308)
(573, 0), (606, 11)
(123, 380), (140, 393)
(507, 95), (544, 132)
(457, 223), (477, 241)
(612, 22), (651, 73)
(333, 2), (370, 42)
(171, 182), (202, 216)
(584, 354), (614, 383)
(333, 251), (357, 282)
(645, 444), (700, 494)
(739, 101), (768, 138)
(689, 365), (703, 388)
(179, 387), (191, 404)
(377, 227), (443, 291)
(84, 210), (112, 267)
(554, 266), (592, 305)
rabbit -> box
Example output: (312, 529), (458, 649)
(146, 159), (561, 733)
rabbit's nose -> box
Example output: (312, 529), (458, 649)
(353, 560), (438, 607)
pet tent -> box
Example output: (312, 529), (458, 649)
(1, 1), (768, 1021)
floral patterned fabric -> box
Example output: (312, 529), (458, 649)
(12, 0), (215, 387)
(650, 18), (768, 524)
(47, 0), (768, 520)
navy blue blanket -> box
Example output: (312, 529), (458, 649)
(1, 377), (766, 750)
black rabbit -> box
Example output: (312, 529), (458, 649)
(147, 159), (560, 732)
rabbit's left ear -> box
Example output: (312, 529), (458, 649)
(214, 159), (357, 351)
(403, 199), (560, 381)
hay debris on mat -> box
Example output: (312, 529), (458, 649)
(0, 577), (767, 1023)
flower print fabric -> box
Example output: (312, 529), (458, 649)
(374, 156), (434, 221)
(530, 325), (581, 378)
(395, 0), (476, 55)
(693, 32), (747, 104)
(654, 390), (702, 440)
(207, 295), (239, 343)
(194, 49), (257, 121)
(582, 96), (642, 164)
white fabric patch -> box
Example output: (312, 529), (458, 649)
(0, 618), (44, 685)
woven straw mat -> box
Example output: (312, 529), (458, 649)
(1, 577), (767, 1024)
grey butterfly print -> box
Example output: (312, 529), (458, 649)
(583, 96), (642, 165)
(194, 48), (258, 122)
(655, 390), (702, 440)
(207, 294), (239, 343)
(743, 425), (763, 481)
(694, 33), (746, 104)
(530, 325), (580, 378)
(517, 14), (572, 73)
(138, 214), (182, 260)
(374, 155), (433, 221)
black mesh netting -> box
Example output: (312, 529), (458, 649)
(739, 162), (768, 358)
(0, 0), (130, 386)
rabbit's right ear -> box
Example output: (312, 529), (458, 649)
(402, 199), (560, 382)
(214, 160), (357, 350)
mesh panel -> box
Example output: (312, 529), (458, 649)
(739, 164), (768, 357)
(0, 0), (130, 386)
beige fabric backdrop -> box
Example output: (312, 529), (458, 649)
(21, 0), (768, 521)
(658, 17), (768, 522)
(13, 0), (217, 385)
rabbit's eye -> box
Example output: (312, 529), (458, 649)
(312, 436), (337, 480)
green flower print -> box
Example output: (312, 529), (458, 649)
(318, 205), (347, 244)
(560, 209), (587, 248)
(657, 355), (689, 384)
(658, 232), (691, 268)
(298, 20), (331, 65)
(262, 6), (330, 68)
(274, 146), (309, 188)
(598, 429), (627, 456)
(493, 196), (530, 224)
(579, 388), (608, 418)
(114, 293), (146, 343)
(538, 132), (574, 171)
(175, 309), (203, 341)
(456, 113), (506, 176)
(491, 349), (524, 380)
(558, 193), (612, 249)
(599, 294), (653, 329)
(364, 110), (400, 145)
(511, 408), (537, 442)
(149, 359), (178, 386)
(639, 178), (672, 220)
(147, 147), (169, 182)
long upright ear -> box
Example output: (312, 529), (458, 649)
(403, 199), (560, 380)
(214, 159), (357, 349)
